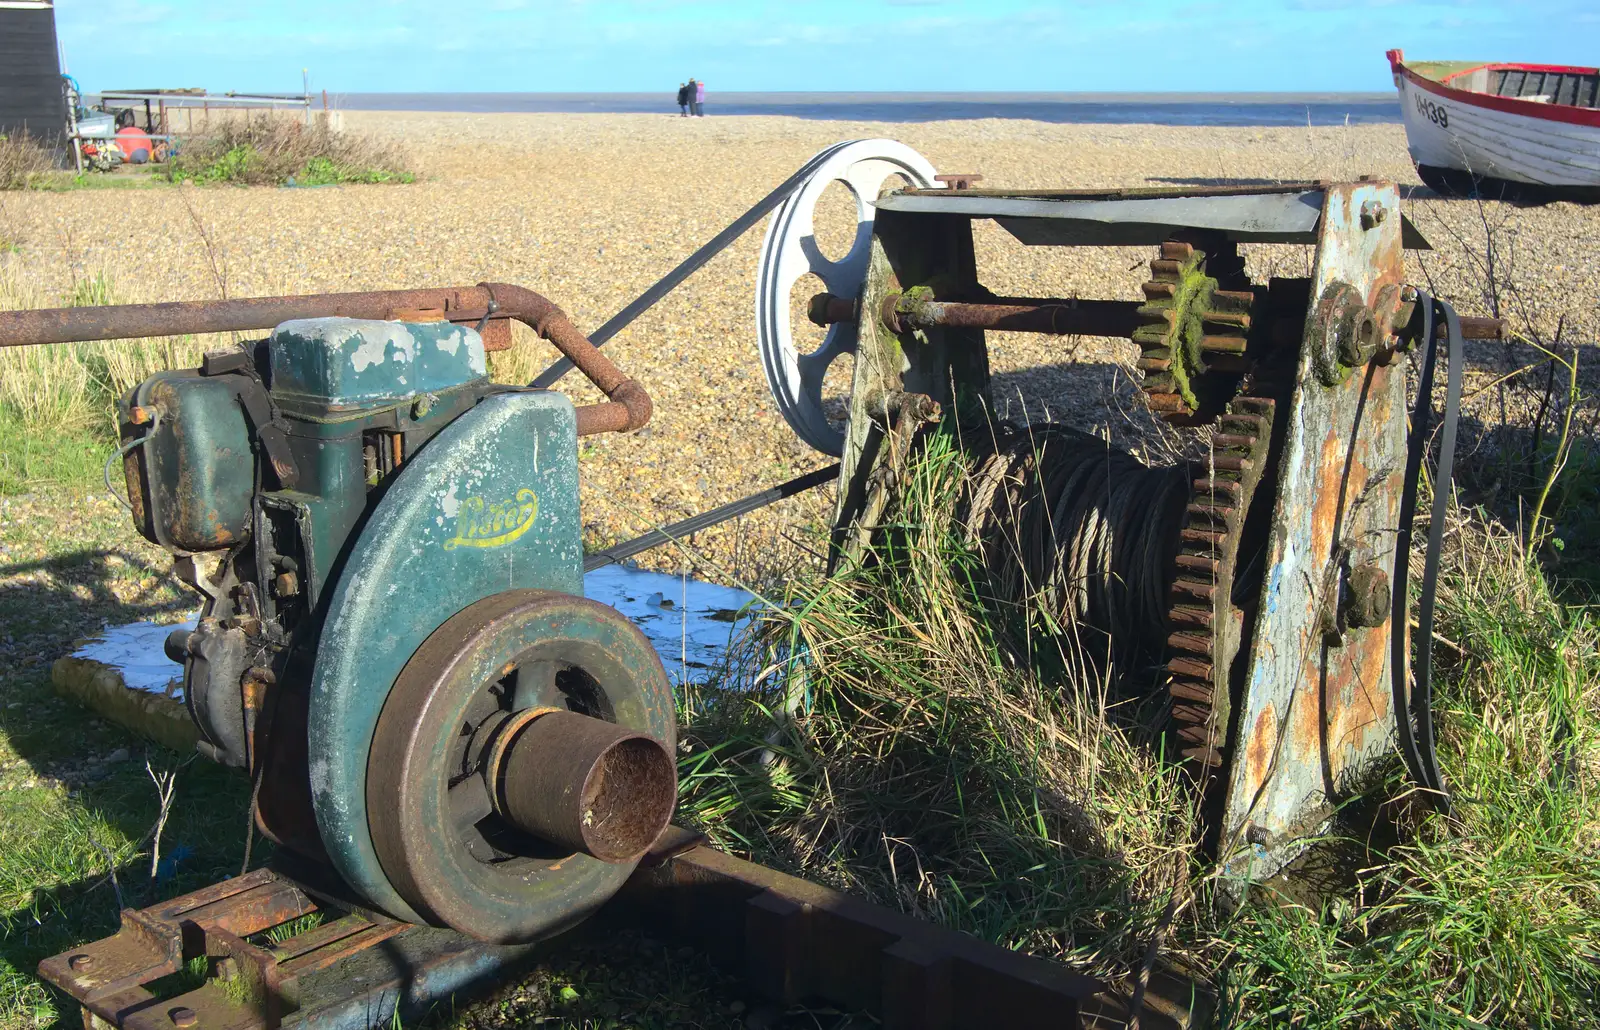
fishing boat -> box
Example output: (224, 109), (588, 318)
(1387, 49), (1600, 200)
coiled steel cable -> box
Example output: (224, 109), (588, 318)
(959, 423), (1193, 663)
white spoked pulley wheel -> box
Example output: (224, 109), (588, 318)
(756, 140), (940, 456)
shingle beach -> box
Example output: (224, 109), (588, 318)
(3, 113), (1595, 581)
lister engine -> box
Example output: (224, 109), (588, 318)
(117, 292), (678, 942)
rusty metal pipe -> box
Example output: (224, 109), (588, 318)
(810, 290), (1508, 345)
(0, 286), (496, 346)
(1271, 314), (1506, 344)
(491, 709), (676, 863)
(891, 296), (1143, 337)
(0, 283), (653, 436)
(810, 291), (1145, 338)
(478, 283), (653, 434)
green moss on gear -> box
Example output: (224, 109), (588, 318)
(1165, 251), (1218, 412)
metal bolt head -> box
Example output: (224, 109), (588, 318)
(1338, 307), (1381, 367)
(272, 570), (300, 598)
(1359, 200), (1388, 229)
(170, 1007), (198, 1028)
(68, 953), (95, 972)
(128, 405), (153, 426)
(411, 394), (433, 419)
(1345, 564), (1391, 629)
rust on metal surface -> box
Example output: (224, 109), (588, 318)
(1222, 182), (1408, 882)
(623, 826), (1208, 1030)
(492, 709), (677, 863)
(885, 293), (1143, 337)
(1272, 312), (1504, 344)
(933, 173), (984, 190)
(0, 283), (651, 436)
(811, 290), (1145, 338)
(37, 869), (323, 1030)
(36, 868), (412, 1030)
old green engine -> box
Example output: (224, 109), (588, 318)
(118, 312), (678, 943)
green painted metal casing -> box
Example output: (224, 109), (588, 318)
(122, 370), (255, 551)
(120, 316), (586, 921)
(269, 317), (488, 419)
(308, 390), (584, 922)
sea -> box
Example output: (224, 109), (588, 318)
(330, 91), (1400, 127)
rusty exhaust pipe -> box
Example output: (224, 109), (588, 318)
(0, 283), (652, 436)
(486, 708), (676, 863)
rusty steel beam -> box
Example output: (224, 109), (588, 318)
(623, 827), (1208, 1030)
(0, 283), (652, 437)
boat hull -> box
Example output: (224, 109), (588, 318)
(1396, 74), (1600, 189)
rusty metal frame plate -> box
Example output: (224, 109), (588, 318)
(37, 867), (542, 1030)
(1218, 183), (1408, 885)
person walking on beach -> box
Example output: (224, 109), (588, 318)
(676, 82), (689, 117)
(693, 78), (706, 117)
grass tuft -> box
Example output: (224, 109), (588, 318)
(1199, 510), (1599, 1027)
(164, 116), (413, 186)
(679, 430), (1197, 984)
(0, 263), (212, 493)
(0, 133), (55, 191)
(682, 432), (1600, 1026)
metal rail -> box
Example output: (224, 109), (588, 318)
(39, 830), (1208, 1029)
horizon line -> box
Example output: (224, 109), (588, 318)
(321, 89), (1398, 101)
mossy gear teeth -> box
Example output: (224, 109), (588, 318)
(1133, 239), (1257, 425)
(1161, 393), (1276, 770)
(1148, 272), (1308, 773)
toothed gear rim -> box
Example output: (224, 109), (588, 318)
(1162, 394), (1275, 770)
(1155, 275), (1309, 773)
(1134, 239), (1257, 426)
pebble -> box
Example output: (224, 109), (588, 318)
(3, 113), (1593, 586)
(106, 748), (130, 763)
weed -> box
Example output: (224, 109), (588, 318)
(679, 431), (1196, 985)
(264, 912), (324, 946)
(163, 116), (412, 187)
(0, 133), (54, 191)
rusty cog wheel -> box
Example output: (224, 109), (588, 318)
(1156, 276), (1309, 773)
(1134, 238), (1258, 425)
(1162, 394), (1275, 770)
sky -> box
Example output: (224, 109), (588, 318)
(56, 0), (1597, 95)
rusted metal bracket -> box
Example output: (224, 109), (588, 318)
(41, 832), (1209, 1030)
(38, 868), (401, 1030)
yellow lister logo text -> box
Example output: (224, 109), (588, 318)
(445, 488), (540, 550)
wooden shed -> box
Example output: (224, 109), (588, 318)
(0, 0), (66, 142)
